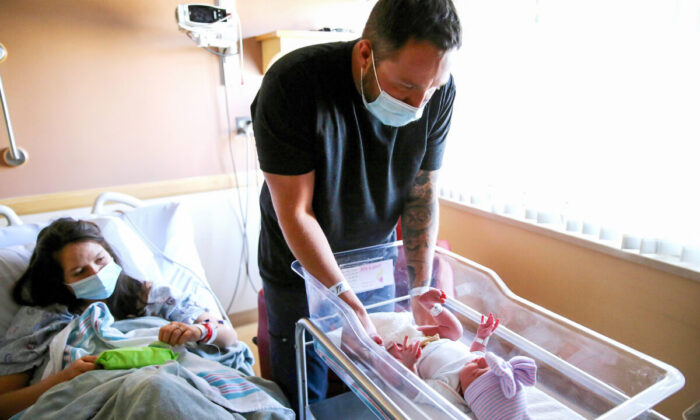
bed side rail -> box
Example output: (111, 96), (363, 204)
(295, 318), (408, 420)
(0, 204), (22, 226)
(91, 191), (144, 215)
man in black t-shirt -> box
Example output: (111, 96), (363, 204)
(251, 0), (461, 410)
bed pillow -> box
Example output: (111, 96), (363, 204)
(119, 203), (221, 319)
(0, 245), (32, 333)
(90, 202), (221, 319)
(0, 223), (43, 249)
(89, 216), (163, 285)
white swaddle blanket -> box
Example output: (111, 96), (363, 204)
(370, 311), (423, 346)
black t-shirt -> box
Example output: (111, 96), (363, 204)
(251, 40), (456, 288)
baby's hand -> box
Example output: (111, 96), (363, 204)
(397, 335), (422, 371)
(477, 313), (500, 339)
(417, 288), (447, 309)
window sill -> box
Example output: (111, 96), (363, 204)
(440, 197), (700, 283)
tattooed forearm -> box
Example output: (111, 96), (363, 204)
(401, 170), (439, 288)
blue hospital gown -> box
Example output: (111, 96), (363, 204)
(0, 285), (206, 383)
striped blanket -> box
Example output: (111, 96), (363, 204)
(18, 302), (293, 420)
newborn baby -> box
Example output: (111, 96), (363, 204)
(371, 289), (537, 419)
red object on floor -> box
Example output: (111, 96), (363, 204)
(256, 288), (272, 380)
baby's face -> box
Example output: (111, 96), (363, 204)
(459, 356), (489, 393)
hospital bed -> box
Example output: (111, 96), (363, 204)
(0, 194), (293, 419)
(292, 242), (685, 419)
(0, 192), (226, 330)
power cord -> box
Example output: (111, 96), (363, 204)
(221, 64), (259, 315)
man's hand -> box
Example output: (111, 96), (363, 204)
(355, 308), (383, 345)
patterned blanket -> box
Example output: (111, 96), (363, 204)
(16, 302), (293, 420)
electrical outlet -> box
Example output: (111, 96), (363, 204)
(236, 116), (252, 134)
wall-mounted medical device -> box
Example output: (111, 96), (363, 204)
(176, 4), (240, 49)
(176, 3), (244, 85)
(0, 43), (28, 167)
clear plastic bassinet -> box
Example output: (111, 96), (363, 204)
(291, 242), (684, 420)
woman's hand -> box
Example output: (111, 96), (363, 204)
(477, 313), (500, 339)
(59, 355), (98, 382)
(158, 321), (201, 346)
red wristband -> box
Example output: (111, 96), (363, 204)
(198, 322), (213, 343)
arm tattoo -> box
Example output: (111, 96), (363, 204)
(401, 170), (439, 287)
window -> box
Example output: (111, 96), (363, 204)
(443, 0), (700, 263)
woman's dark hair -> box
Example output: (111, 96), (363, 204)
(362, 0), (462, 62)
(12, 218), (148, 320)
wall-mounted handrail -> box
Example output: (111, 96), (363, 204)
(0, 42), (28, 167)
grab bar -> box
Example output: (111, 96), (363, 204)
(0, 43), (28, 167)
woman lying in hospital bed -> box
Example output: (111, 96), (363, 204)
(374, 288), (537, 420)
(0, 217), (293, 420)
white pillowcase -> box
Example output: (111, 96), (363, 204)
(0, 245), (32, 333)
(97, 202), (220, 319)
(0, 223), (43, 249)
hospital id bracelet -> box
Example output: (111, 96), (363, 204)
(198, 322), (217, 344)
(328, 280), (351, 296)
(473, 336), (490, 346)
(195, 323), (207, 341)
(205, 323), (218, 345)
(429, 303), (444, 317)
(410, 286), (430, 297)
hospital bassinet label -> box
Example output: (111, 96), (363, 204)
(341, 259), (395, 294)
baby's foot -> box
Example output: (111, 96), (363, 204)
(418, 288), (446, 309)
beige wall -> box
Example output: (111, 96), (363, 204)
(0, 0), (373, 199)
(439, 202), (700, 418)
(0, 1), (259, 197)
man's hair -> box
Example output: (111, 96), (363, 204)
(362, 0), (462, 61)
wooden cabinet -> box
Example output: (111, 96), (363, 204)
(255, 30), (357, 73)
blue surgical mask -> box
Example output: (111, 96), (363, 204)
(361, 51), (425, 127)
(67, 261), (122, 300)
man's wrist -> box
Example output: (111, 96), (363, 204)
(328, 279), (351, 296)
(341, 292), (366, 314)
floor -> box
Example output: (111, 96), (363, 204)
(236, 321), (261, 377)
